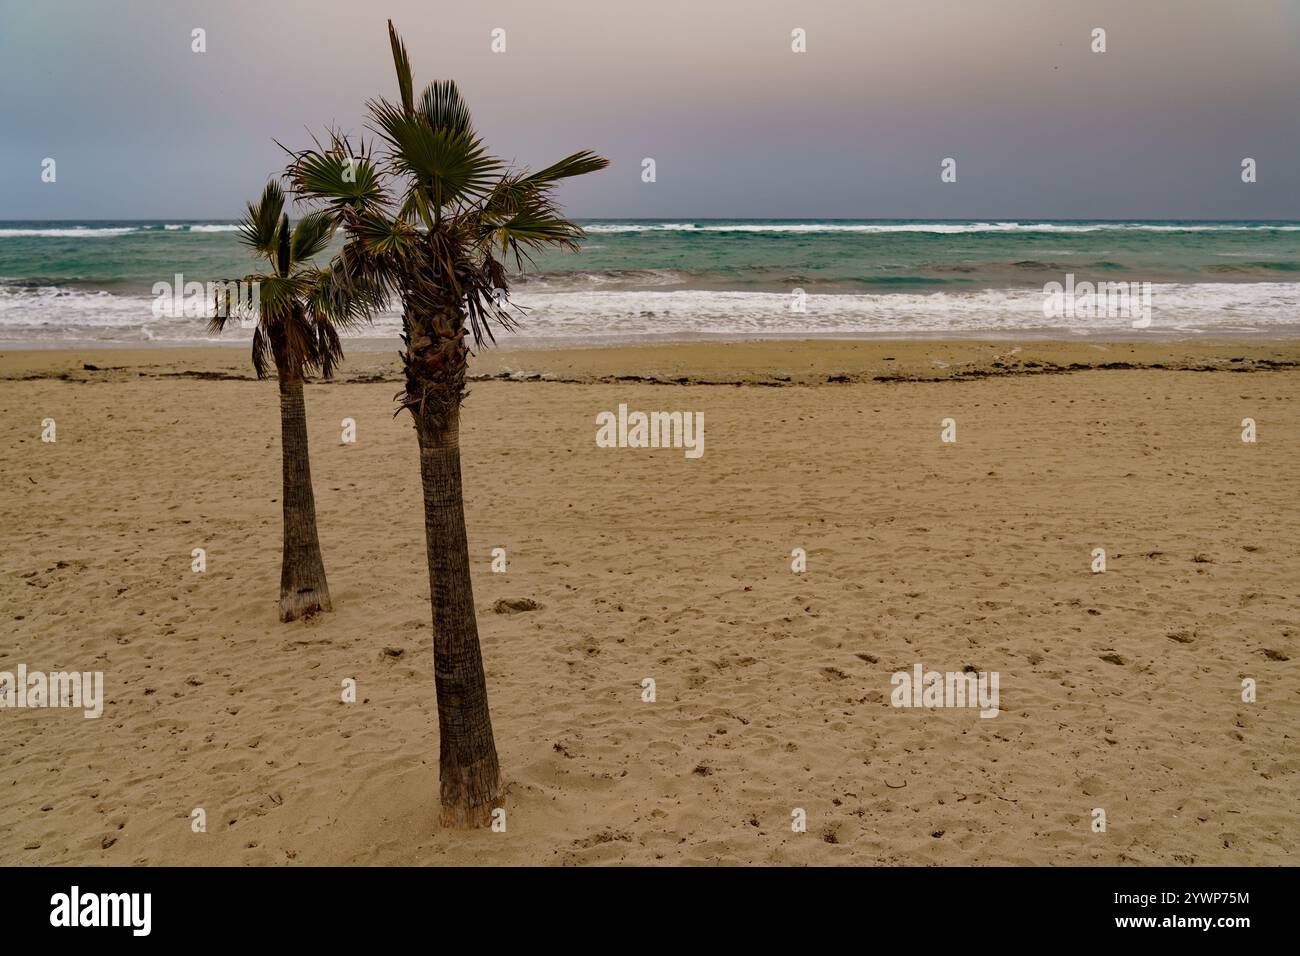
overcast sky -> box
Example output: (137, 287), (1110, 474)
(2, 0), (1298, 220)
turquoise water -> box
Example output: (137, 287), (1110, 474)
(558, 220), (1300, 291)
(3, 220), (1300, 343)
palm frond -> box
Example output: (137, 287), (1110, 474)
(418, 80), (473, 135)
(388, 20), (414, 113)
(312, 309), (346, 379)
(303, 265), (383, 333)
(285, 147), (386, 213)
(250, 324), (273, 380)
(397, 186), (435, 227)
(479, 173), (536, 220)
(369, 99), (502, 207)
(291, 211), (336, 264)
(490, 209), (586, 257)
(356, 210), (422, 258)
(256, 272), (309, 319)
(463, 281), (518, 348)
(332, 233), (399, 306)
(275, 214), (291, 276)
(280, 304), (317, 376)
(238, 181), (285, 259)
(206, 276), (260, 335)
(521, 150), (610, 188)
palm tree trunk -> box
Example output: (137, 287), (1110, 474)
(277, 376), (332, 622)
(416, 405), (502, 828)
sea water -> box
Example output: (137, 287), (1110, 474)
(2, 219), (1299, 345)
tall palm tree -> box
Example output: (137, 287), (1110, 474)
(212, 181), (365, 622)
(284, 21), (608, 827)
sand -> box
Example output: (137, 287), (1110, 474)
(1, 339), (1297, 866)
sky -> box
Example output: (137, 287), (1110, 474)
(1, 0), (1298, 220)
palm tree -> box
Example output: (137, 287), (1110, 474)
(212, 181), (365, 622)
(284, 21), (608, 827)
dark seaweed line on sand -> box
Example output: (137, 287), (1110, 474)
(4, 358), (1297, 386)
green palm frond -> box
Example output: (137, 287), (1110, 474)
(302, 265), (383, 333)
(369, 99), (502, 207)
(275, 214), (291, 276)
(521, 150), (610, 188)
(469, 179), (587, 265)
(238, 181), (285, 259)
(291, 211), (336, 264)
(355, 210), (422, 257)
(479, 173), (536, 220)
(418, 80), (474, 135)
(488, 210), (586, 257)
(330, 234), (398, 306)
(285, 148), (386, 213)
(256, 272), (310, 320)
(387, 19), (415, 113)
(397, 186), (435, 227)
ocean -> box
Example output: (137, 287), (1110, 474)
(3, 219), (1300, 346)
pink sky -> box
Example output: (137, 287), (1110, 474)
(2, 0), (1298, 218)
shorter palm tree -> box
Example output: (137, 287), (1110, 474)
(211, 181), (369, 621)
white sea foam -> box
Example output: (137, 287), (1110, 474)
(0, 227), (139, 238)
(0, 224), (243, 238)
(3, 281), (1297, 344)
(492, 284), (1300, 337)
(4, 221), (1296, 239)
(582, 222), (1300, 234)
(0, 224), (242, 238)
(0, 285), (163, 327)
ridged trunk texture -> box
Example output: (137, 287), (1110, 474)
(417, 410), (501, 827)
(405, 294), (502, 828)
(276, 376), (332, 622)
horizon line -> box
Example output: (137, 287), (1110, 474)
(4, 217), (1300, 225)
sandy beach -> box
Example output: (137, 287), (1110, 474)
(1, 338), (1297, 866)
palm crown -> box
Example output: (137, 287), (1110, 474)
(283, 20), (609, 418)
(213, 180), (369, 379)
